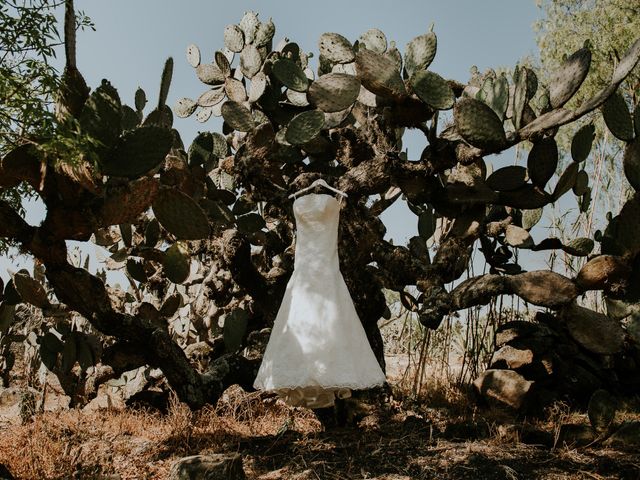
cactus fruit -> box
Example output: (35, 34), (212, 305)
(358, 28), (387, 54)
(623, 140), (640, 191)
(271, 58), (309, 92)
(101, 126), (172, 179)
(355, 48), (407, 100)
(528, 137), (558, 188)
(221, 101), (255, 132)
(162, 242), (190, 284)
(549, 47), (591, 109)
(410, 70), (454, 110)
(486, 166), (527, 192)
(454, 98), (507, 152)
(285, 109), (325, 145)
(223, 308), (249, 352)
(571, 123), (595, 162)
(186, 44), (201, 68)
(224, 24), (245, 53)
(602, 91), (635, 141)
(404, 31), (437, 77)
(307, 73), (361, 113)
(152, 188), (211, 240)
(552, 162), (579, 201)
(174, 97), (197, 118)
(240, 44), (262, 78)
(319, 33), (355, 64)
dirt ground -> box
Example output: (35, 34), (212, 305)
(1, 380), (639, 480)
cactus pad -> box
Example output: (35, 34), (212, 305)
(236, 212), (266, 233)
(79, 80), (122, 149)
(239, 11), (259, 44)
(240, 44), (262, 78)
(549, 47), (591, 109)
(355, 48), (406, 100)
(188, 132), (213, 165)
(126, 259), (148, 283)
(101, 126), (172, 179)
(358, 28), (387, 54)
(221, 101), (255, 132)
(477, 73), (509, 121)
(623, 139), (640, 191)
(404, 32), (437, 77)
(307, 73), (361, 112)
(528, 137), (558, 188)
(410, 70), (454, 110)
(271, 58), (309, 92)
(486, 166), (527, 192)
(564, 237), (594, 256)
(214, 51), (231, 77)
(522, 208), (543, 230)
(285, 110), (325, 145)
(186, 44), (200, 68)
(173, 97), (197, 118)
(602, 91), (634, 141)
(12, 272), (50, 309)
(224, 24), (245, 53)
(224, 77), (247, 102)
(163, 242), (190, 284)
(571, 123), (595, 162)
(505, 225), (534, 248)
(196, 64), (226, 85)
(588, 390), (617, 433)
(319, 33), (355, 64)
(223, 308), (249, 352)
(453, 98), (507, 151)
(254, 18), (275, 47)
(152, 188), (211, 240)
(248, 72), (267, 102)
(134, 87), (147, 111)
(197, 87), (225, 107)
(573, 170), (589, 196)
(552, 162), (579, 200)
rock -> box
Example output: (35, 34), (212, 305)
(169, 454), (245, 480)
(562, 303), (625, 355)
(588, 389), (617, 433)
(473, 369), (533, 410)
(603, 421), (640, 450)
(490, 345), (534, 369)
(556, 424), (596, 447)
(0, 463), (15, 480)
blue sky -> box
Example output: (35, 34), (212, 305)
(1, 1), (545, 283)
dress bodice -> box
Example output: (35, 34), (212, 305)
(292, 193), (340, 272)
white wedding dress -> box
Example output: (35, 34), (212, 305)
(253, 193), (386, 408)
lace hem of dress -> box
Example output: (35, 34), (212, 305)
(264, 380), (386, 409)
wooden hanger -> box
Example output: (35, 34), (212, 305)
(288, 179), (348, 199)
